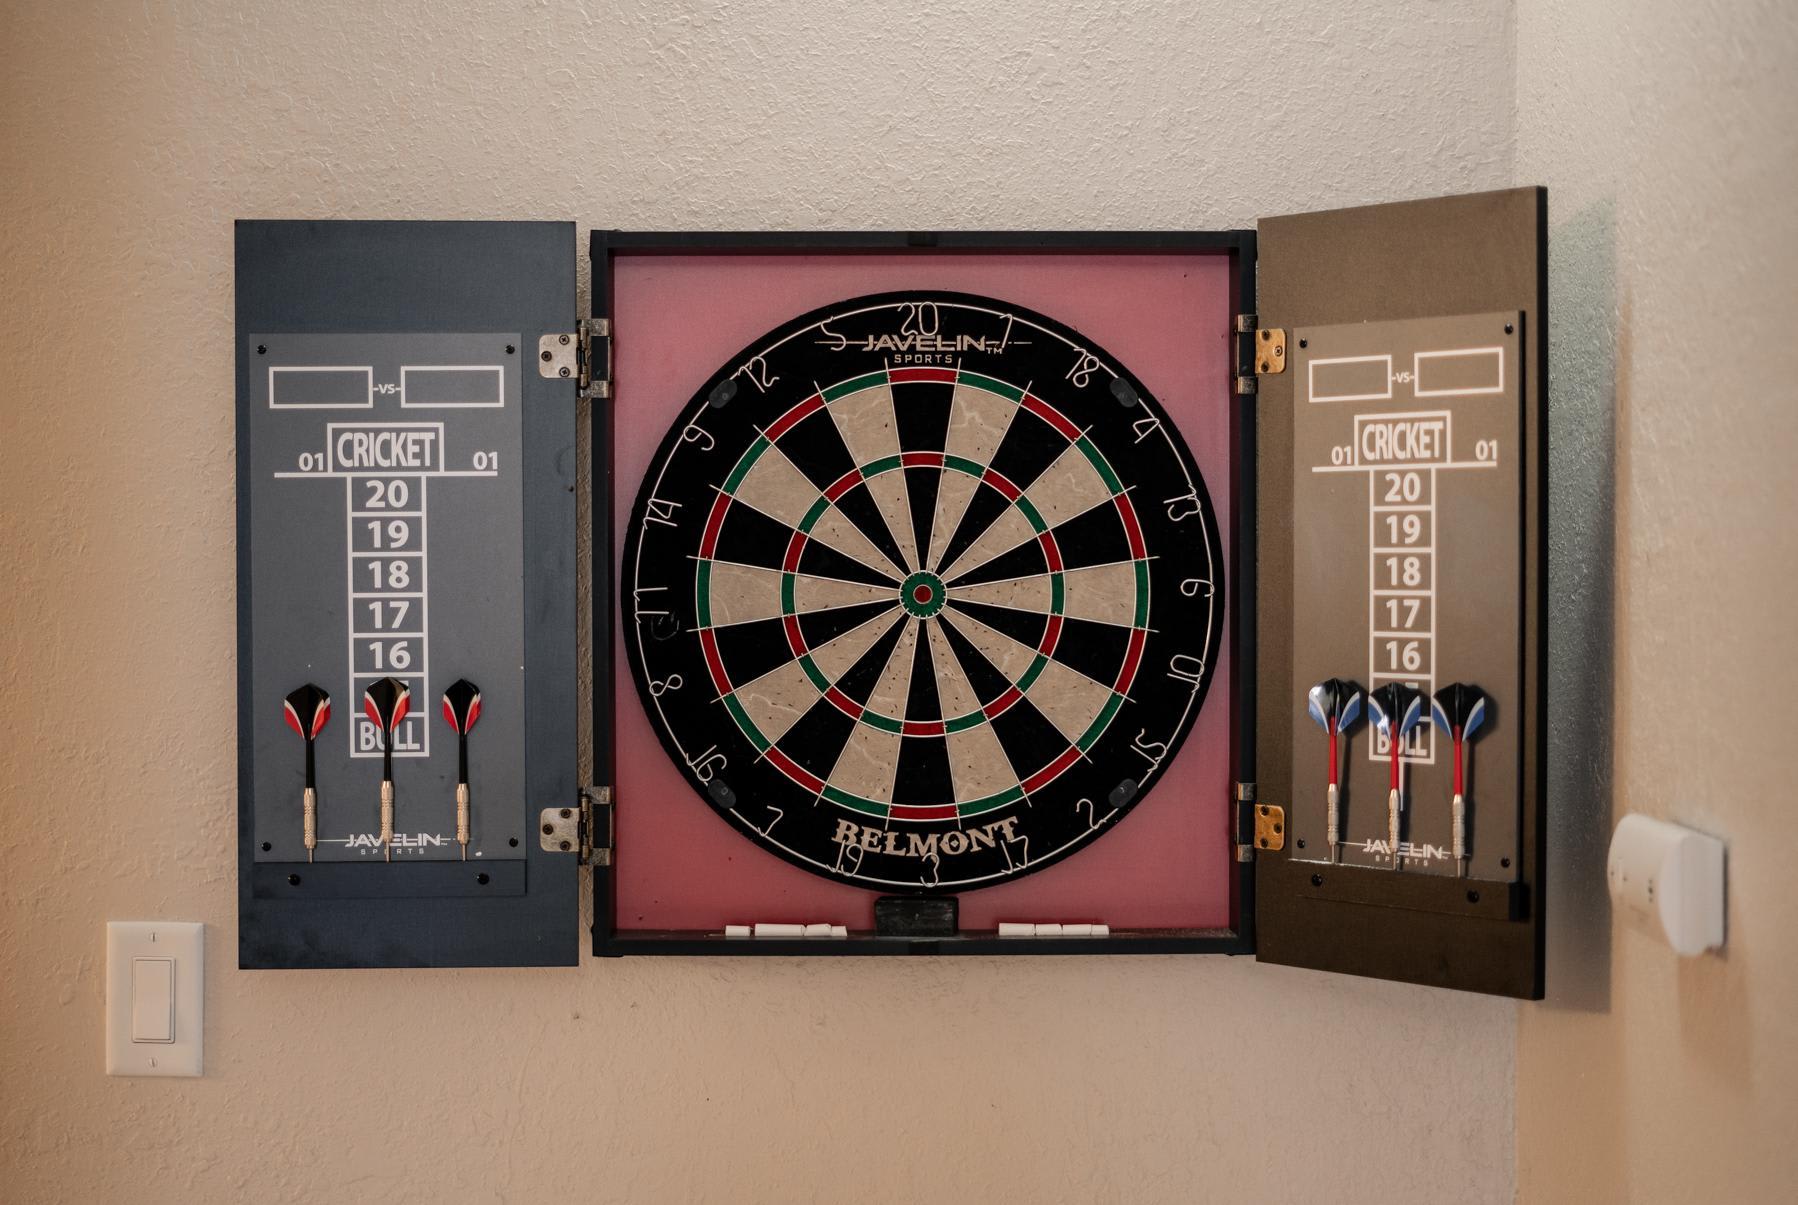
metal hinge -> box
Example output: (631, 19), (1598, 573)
(1233, 314), (1287, 394)
(1234, 781), (1257, 861)
(539, 785), (612, 865)
(537, 318), (612, 398)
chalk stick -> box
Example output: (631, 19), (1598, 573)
(754, 922), (805, 938)
(724, 925), (751, 938)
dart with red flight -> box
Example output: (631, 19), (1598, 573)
(362, 676), (411, 862)
(1431, 683), (1490, 879)
(1306, 678), (1364, 864)
(282, 684), (331, 863)
(441, 678), (482, 861)
(1367, 682), (1424, 869)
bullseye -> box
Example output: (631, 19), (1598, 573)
(899, 570), (947, 619)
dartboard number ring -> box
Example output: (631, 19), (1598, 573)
(624, 291), (1225, 892)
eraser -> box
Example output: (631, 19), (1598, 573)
(998, 922), (1033, 937)
(724, 924), (751, 938)
(803, 922), (832, 937)
(1062, 923), (1093, 936)
(829, 925), (848, 938)
(753, 922), (805, 938)
(1035, 922), (1063, 936)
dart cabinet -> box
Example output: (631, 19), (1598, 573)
(236, 187), (1547, 998)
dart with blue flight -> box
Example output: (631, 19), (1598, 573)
(282, 684), (331, 862)
(363, 676), (411, 862)
(1306, 678), (1364, 864)
(1431, 683), (1490, 879)
(1368, 683), (1424, 869)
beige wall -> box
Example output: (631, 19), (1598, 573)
(1514, 0), (1798, 1202)
(32, 0), (1795, 1201)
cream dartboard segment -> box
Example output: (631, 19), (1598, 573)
(623, 292), (1226, 892)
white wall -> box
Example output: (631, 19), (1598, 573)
(1513, 1), (1798, 1202)
(1, 3), (1526, 1202)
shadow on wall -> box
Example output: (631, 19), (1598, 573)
(1543, 197), (1617, 1013)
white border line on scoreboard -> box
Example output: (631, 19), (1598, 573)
(1413, 346), (1506, 398)
(1307, 353), (1393, 404)
(268, 365), (374, 409)
(399, 364), (506, 408)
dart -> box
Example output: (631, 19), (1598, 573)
(1431, 683), (1490, 879)
(1306, 678), (1364, 864)
(440, 679), (482, 861)
(282, 684), (331, 863)
(362, 676), (411, 862)
(1367, 683), (1424, 869)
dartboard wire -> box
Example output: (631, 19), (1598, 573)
(941, 484), (1148, 589)
(947, 551), (1161, 592)
(813, 374), (919, 580)
(711, 603), (904, 708)
(702, 482), (902, 585)
(927, 376), (1041, 578)
(685, 552), (900, 597)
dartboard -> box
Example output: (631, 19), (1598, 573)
(623, 291), (1225, 891)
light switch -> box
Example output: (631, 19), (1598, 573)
(106, 922), (202, 1076)
(130, 957), (175, 1042)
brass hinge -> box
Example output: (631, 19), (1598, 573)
(1233, 314), (1287, 394)
(536, 318), (612, 398)
(1254, 804), (1286, 852)
(539, 785), (612, 865)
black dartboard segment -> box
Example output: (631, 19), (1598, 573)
(623, 292), (1226, 891)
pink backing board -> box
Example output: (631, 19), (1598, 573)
(610, 251), (1236, 932)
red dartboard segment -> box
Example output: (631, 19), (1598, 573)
(1037, 531), (1064, 573)
(763, 392), (824, 440)
(899, 451), (944, 469)
(823, 469), (861, 501)
(1113, 493), (1147, 559)
(1113, 627), (1148, 694)
(698, 492), (731, 559)
(890, 803), (958, 821)
(780, 530), (808, 574)
(887, 366), (957, 384)
(1021, 392), (1083, 441)
(983, 686), (1025, 720)
(980, 468), (1022, 501)
(763, 746), (825, 795)
(1037, 614), (1064, 657)
(780, 612), (807, 657)
(823, 686), (862, 718)
(1022, 746), (1085, 794)
(697, 629), (732, 696)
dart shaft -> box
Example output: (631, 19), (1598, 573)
(1388, 786), (1402, 869)
(1328, 725), (1339, 787)
(1326, 782), (1340, 863)
(303, 786), (317, 862)
(1452, 791), (1467, 873)
(456, 781), (470, 859)
(304, 739), (316, 790)
(380, 778), (394, 862)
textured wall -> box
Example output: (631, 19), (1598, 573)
(1514, 1), (1798, 1202)
(0, 2), (1521, 1202)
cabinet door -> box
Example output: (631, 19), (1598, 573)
(1253, 189), (1548, 997)
(237, 221), (579, 967)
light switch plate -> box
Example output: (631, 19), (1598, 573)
(106, 921), (203, 1077)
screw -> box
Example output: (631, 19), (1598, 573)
(287, 873), (301, 886)
(558, 840), (572, 852)
(505, 344), (516, 355)
(476, 873), (490, 885)
(560, 808), (572, 819)
(540, 349), (553, 362)
(1297, 838), (1307, 849)
(542, 823), (555, 835)
(560, 367), (571, 378)
(1500, 857), (1511, 868)
(559, 334), (570, 345)
(509, 837), (519, 847)
(1467, 890), (1481, 903)
(261, 842), (272, 851)
(1504, 322), (1515, 334)
(1310, 874), (1324, 887)
(1298, 338), (1308, 349)
(256, 344), (267, 355)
